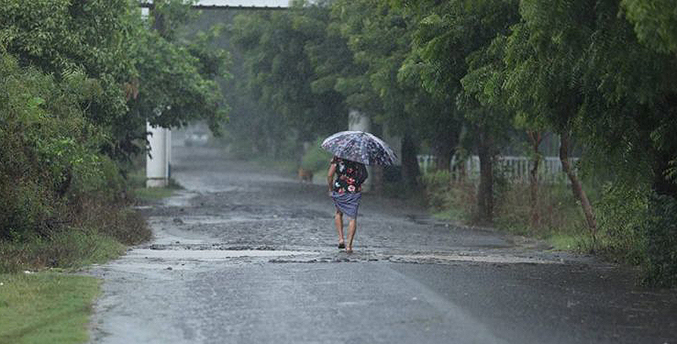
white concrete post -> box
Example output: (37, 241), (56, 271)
(348, 109), (372, 191)
(146, 122), (170, 187)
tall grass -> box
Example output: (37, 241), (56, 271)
(421, 169), (677, 286)
(0, 230), (124, 273)
(421, 170), (588, 247)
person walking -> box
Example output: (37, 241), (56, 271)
(327, 156), (368, 253)
(321, 130), (396, 253)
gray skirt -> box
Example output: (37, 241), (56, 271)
(332, 191), (362, 219)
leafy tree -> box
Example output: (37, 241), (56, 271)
(0, 0), (230, 160)
(492, 0), (602, 237)
(619, 0), (677, 196)
(0, 0), (136, 157)
(491, 1), (677, 285)
(330, 0), (407, 184)
(332, 0), (462, 187)
(232, 1), (347, 147)
(579, 1), (677, 282)
(401, 0), (520, 222)
(463, 32), (549, 227)
(622, 0), (677, 56)
(126, 2), (229, 157)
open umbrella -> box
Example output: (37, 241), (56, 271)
(321, 131), (397, 165)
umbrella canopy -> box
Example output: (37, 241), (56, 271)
(321, 131), (397, 166)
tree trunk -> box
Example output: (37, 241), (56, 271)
(477, 131), (494, 224)
(400, 133), (420, 187)
(432, 136), (456, 172)
(528, 131), (542, 229)
(559, 132), (597, 243)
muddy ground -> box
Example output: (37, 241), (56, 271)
(88, 145), (677, 344)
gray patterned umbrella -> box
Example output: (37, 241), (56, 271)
(321, 131), (397, 165)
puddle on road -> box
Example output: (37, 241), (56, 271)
(127, 248), (316, 261)
(268, 252), (564, 265)
(388, 253), (563, 265)
(173, 215), (265, 225)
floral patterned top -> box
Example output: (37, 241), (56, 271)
(331, 156), (368, 194)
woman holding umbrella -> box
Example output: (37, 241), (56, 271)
(322, 131), (397, 253)
(327, 156), (368, 253)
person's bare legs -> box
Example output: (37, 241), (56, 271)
(346, 218), (357, 253)
(334, 210), (345, 247)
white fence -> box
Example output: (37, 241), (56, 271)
(417, 155), (578, 184)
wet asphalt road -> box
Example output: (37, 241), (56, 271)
(88, 146), (677, 344)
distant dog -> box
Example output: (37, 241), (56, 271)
(298, 168), (314, 183)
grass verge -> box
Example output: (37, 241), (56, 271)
(0, 172), (154, 343)
(0, 230), (125, 274)
(422, 172), (591, 252)
(0, 272), (99, 344)
(128, 169), (182, 203)
(547, 233), (594, 252)
(133, 186), (176, 202)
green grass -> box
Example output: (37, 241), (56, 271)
(548, 233), (584, 251)
(126, 167), (180, 203)
(0, 272), (100, 344)
(132, 186), (176, 202)
(129, 169), (182, 203)
(432, 207), (466, 223)
(0, 229), (125, 274)
(0, 162), (163, 344)
(547, 232), (604, 256)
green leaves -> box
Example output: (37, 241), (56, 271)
(1, 0), (230, 159)
(0, 53), (107, 239)
(232, 3), (348, 137)
(622, 0), (677, 55)
(0, 1), (232, 241)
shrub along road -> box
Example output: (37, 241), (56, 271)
(88, 146), (677, 344)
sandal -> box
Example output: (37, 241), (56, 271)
(338, 242), (345, 249)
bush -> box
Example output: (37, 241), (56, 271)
(420, 170), (477, 223)
(420, 166), (587, 237)
(420, 170), (453, 211)
(595, 183), (648, 264)
(0, 54), (103, 240)
(0, 228), (125, 273)
(493, 180), (585, 236)
(594, 184), (677, 286)
(642, 194), (677, 287)
(0, 53), (150, 272)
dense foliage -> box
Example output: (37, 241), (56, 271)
(0, 0), (229, 271)
(0, 54), (104, 240)
(226, 0), (677, 285)
(0, 0), (229, 159)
